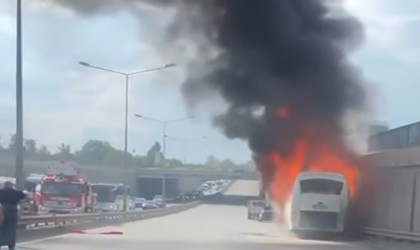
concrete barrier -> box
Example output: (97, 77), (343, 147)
(17, 201), (201, 242)
(365, 149), (420, 240)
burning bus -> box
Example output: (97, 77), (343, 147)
(287, 172), (349, 235)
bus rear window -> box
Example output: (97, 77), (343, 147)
(300, 179), (343, 195)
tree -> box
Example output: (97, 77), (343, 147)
(238, 160), (255, 170)
(146, 142), (163, 167)
(56, 144), (72, 159)
(103, 149), (127, 166)
(0, 136), (4, 153)
(205, 155), (219, 168)
(166, 158), (184, 168)
(24, 139), (37, 155)
(75, 140), (113, 164)
(9, 134), (31, 155)
(8, 134), (16, 151)
(219, 159), (236, 171)
(37, 145), (51, 160)
(133, 155), (148, 168)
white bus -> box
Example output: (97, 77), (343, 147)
(91, 183), (129, 212)
(288, 172), (349, 235)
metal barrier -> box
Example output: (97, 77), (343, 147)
(18, 201), (200, 229)
(14, 185), (229, 242)
(364, 227), (420, 242)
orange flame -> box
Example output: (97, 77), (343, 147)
(266, 137), (360, 202)
(259, 108), (361, 217)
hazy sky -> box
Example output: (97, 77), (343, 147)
(0, 0), (419, 163)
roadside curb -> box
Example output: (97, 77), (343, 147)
(364, 228), (420, 243)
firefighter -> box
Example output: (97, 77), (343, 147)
(0, 181), (26, 250)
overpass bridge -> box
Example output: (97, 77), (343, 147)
(136, 168), (259, 199)
(0, 158), (259, 198)
(137, 168), (259, 180)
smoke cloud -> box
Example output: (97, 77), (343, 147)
(175, 0), (367, 155)
(49, 0), (368, 186)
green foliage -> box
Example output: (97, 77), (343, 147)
(2, 136), (248, 170)
(24, 139), (37, 155)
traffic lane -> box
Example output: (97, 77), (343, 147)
(224, 180), (260, 196)
(18, 204), (379, 250)
(17, 238), (375, 250)
(364, 238), (420, 250)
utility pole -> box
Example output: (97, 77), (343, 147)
(15, 0), (24, 189)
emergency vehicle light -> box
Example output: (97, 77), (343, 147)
(44, 176), (55, 181)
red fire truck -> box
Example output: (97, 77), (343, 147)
(32, 161), (96, 214)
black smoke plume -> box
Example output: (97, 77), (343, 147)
(176, 0), (366, 154)
(50, 0), (367, 177)
(51, 0), (371, 235)
(50, 0), (366, 175)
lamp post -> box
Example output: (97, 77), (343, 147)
(79, 62), (175, 168)
(15, 0), (24, 189)
(134, 114), (195, 199)
(133, 114), (194, 158)
(79, 61), (175, 210)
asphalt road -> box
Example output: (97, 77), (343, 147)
(17, 181), (418, 250)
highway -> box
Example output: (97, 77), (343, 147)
(17, 181), (417, 250)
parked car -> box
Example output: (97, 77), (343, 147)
(128, 198), (136, 210)
(134, 197), (146, 208)
(247, 200), (266, 220)
(142, 200), (158, 210)
(153, 197), (166, 208)
(153, 195), (164, 201)
(258, 205), (274, 222)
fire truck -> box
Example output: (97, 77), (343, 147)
(32, 161), (96, 214)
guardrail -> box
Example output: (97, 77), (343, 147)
(364, 227), (420, 243)
(17, 183), (233, 231)
(18, 201), (200, 230)
(15, 186), (230, 242)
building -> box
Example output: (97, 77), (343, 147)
(368, 121), (420, 152)
(369, 123), (389, 136)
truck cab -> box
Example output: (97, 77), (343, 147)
(34, 161), (95, 214)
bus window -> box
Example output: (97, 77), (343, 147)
(300, 179), (343, 195)
(115, 186), (124, 196)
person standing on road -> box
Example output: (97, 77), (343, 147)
(0, 181), (26, 250)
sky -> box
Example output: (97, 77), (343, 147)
(0, 0), (419, 163)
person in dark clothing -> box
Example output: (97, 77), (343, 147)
(0, 181), (26, 250)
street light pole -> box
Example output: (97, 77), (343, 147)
(79, 61), (175, 168)
(15, 0), (24, 190)
(133, 114), (195, 158)
(79, 61), (175, 210)
(163, 123), (167, 157)
(134, 114), (194, 200)
(123, 75), (129, 168)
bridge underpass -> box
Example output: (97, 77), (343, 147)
(135, 169), (259, 199)
(0, 159), (258, 198)
(17, 180), (416, 250)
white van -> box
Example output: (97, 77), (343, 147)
(288, 172), (349, 234)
